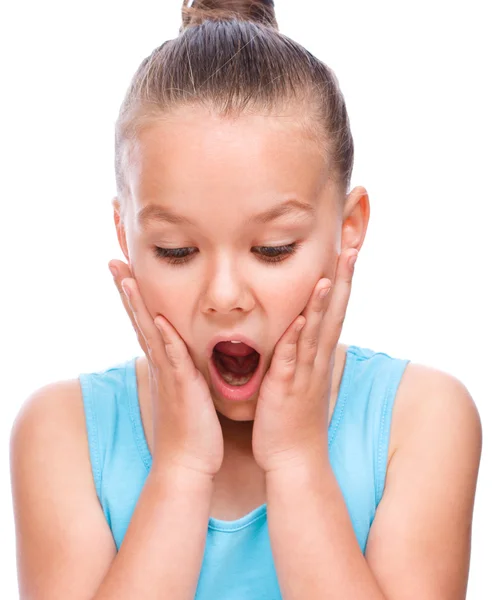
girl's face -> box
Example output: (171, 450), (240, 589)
(115, 106), (362, 421)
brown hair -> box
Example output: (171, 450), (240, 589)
(114, 0), (354, 213)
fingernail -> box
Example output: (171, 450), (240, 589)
(319, 286), (331, 299)
(349, 253), (358, 270)
(122, 282), (131, 297)
(109, 264), (118, 278)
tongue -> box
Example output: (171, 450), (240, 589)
(214, 341), (256, 357)
(214, 350), (259, 375)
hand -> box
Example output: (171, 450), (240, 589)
(109, 260), (224, 479)
(252, 249), (358, 474)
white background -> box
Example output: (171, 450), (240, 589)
(1, 0), (502, 597)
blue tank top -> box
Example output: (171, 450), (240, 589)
(79, 345), (410, 599)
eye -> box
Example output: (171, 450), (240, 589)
(252, 243), (299, 264)
(154, 246), (197, 266)
(153, 243), (299, 266)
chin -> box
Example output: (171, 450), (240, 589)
(214, 397), (258, 423)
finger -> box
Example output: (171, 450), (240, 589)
(318, 249), (358, 360)
(295, 277), (333, 380)
(153, 315), (199, 381)
(266, 316), (306, 385)
(110, 261), (198, 381)
(109, 260), (149, 357)
(120, 277), (170, 370)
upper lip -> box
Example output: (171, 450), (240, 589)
(206, 333), (262, 359)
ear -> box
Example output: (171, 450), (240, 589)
(340, 185), (370, 256)
(327, 186), (369, 282)
(112, 196), (130, 262)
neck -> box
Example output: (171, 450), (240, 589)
(217, 410), (254, 451)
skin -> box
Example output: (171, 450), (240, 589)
(9, 103), (481, 599)
(112, 104), (370, 445)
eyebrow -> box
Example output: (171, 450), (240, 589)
(137, 198), (316, 227)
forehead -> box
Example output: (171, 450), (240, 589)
(126, 106), (332, 224)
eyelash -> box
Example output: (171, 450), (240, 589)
(154, 243), (299, 266)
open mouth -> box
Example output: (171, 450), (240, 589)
(211, 341), (261, 387)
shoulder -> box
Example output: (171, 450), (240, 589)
(11, 378), (87, 456)
(10, 378), (92, 508)
(10, 380), (116, 596)
(395, 361), (481, 443)
(10, 377), (93, 498)
(365, 362), (482, 596)
(389, 360), (482, 468)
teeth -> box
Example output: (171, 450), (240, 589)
(220, 370), (255, 386)
(230, 340), (241, 343)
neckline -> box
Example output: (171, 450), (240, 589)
(125, 345), (357, 532)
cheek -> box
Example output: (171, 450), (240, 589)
(262, 275), (316, 332)
(134, 270), (191, 329)
(260, 243), (331, 315)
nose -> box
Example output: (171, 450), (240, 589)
(202, 253), (254, 315)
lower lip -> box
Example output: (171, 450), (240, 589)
(208, 352), (264, 402)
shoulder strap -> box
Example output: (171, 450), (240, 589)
(78, 357), (142, 502)
(329, 346), (411, 507)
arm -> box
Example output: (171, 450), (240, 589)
(10, 381), (213, 600)
(265, 365), (482, 600)
(94, 465), (213, 600)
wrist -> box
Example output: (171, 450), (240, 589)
(265, 454), (332, 483)
(150, 461), (216, 491)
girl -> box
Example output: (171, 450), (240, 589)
(10, 1), (482, 599)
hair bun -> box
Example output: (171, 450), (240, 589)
(181, 0), (278, 32)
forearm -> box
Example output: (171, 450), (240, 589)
(266, 460), (386, 600)
(93, 465), (213, 600)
